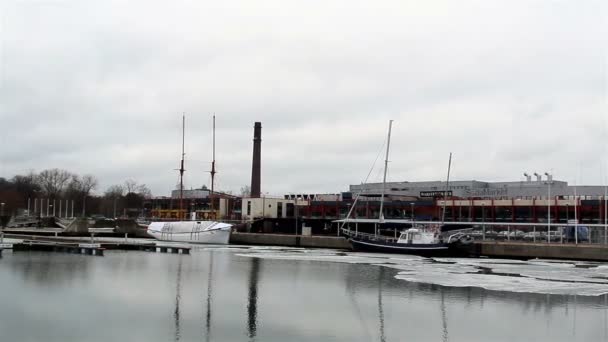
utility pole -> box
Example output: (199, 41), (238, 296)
(545, 172), (552, 242)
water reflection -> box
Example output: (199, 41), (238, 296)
(377, 267), (386, 342)
(174, 256), (182, 342)
(247, 257), (261, 340)
(1, 249), (608, 342)
(203, 253), (214, 342)
(8, 252), (92, 286)
(440, 290), (448, 342)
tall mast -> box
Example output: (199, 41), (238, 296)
(210, 114), (217, 219)
(378, 120), (393, 223)
(179, 114), (185, 220)
(441, 152), (452, 224)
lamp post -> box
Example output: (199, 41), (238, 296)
(563, 203), (568, 244)
(294, 196), (298, 236)
(0, 203), (5, 229)
(545, 172), (552, 242)
(482, 203), (486, 240)
(0, 202), (4, 236)
(410, 202), (415, 223)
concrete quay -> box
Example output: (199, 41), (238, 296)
(230, 232), (352, 249)
(471, 241), (608, 261)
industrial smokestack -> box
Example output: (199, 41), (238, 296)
(250, 122), (262, 198)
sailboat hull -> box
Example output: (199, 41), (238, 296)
(147, 221), (232, 244)
(349, 238), (467, 257)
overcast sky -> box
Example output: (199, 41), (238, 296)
(1, 0), (606, 196)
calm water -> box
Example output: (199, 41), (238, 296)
(1, 246), (607, 342)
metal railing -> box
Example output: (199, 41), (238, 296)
(338, 219), (608, 245)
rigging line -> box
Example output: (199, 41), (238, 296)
(339, 137), (387, 232)
(346, 285), (373, 342)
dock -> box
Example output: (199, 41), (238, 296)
(471, 241), (608, 261)
(0, 233), (191, 256)
(230, 232), (352, 249)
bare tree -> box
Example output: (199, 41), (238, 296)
(66, 174), (98, 216)
(240, 185), (251, 197)
(104, 185), (125, 218)
(136, 184), (152, 198)
(12, 172), (41, 204)
(104, 185), (125, 198)
(37, 169), (71, 198)
(124, 179), (139, 194)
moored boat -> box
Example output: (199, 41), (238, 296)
(147, 115), (232, 244)
(147, 220), (232, 244)
(344, 224), (472, 257)
(339, 120), (472, 257)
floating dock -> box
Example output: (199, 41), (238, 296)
(230, 232), (352, 249)
(0, 233), (191, 256)
(471, 241), (608, 261)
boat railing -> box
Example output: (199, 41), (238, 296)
(341, 228), (399, 243)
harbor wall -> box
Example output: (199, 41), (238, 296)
(230, 232), (351, 249)
(473, 241), (608, 261)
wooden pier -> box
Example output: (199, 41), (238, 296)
(0, 233), (191, 256)
(12, 240), (106, 256)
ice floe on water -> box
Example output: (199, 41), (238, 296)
(236, 248), (608, 296)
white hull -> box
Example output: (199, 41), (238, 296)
(147, 221), (232, 244)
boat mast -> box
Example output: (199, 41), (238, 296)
(378, 120), (393, 223)
(179, 114), (186, 221)
(210, 114), (217, 219)
(441, 152), (452, 224)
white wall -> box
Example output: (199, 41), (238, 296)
(242, 197), (295, 221)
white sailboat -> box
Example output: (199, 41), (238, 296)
(147, 219), (232, 244)
(147, 115), (232, 244)
(341, 121), (471, 256)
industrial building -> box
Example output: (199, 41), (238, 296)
(350, 175), (606, 199)
(292, 175), (607, 225)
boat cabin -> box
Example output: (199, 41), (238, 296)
(397, 228), (438, 245)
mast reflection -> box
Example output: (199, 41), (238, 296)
(247, 257), (261, 340)
(378, 267), (386, 342)
(203, 253), (214, 342)
(174, 256), (183, 342)
(440, 290), (449, 342)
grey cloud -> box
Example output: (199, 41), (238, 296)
(1, 0), (606, 195)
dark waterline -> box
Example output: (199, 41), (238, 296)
(1, 248), (607, 342)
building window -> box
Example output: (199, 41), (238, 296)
(277, 202), (283, 218)
(247, 201), (251, 216)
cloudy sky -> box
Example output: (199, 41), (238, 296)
(1, 0), (606, 196)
